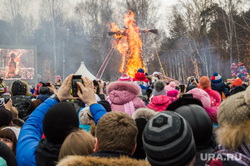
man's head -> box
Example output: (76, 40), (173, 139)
(95, 111), (138, 154)
(143, 111), (196, 166)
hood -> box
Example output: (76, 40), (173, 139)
(107, 81), (141, 96)
(134, 72), (146, 80)
(132, 108), (157, 120)
(108, 90), (136, 104)
(37, 94), (50, 102)
(167, 90), (179, 97)
(148, 95), (170, 112)
(56, 155), (150, 166)
(211, 82), (225, 92)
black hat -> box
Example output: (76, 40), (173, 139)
(0, 108), (13, 127)
(11, 80), (27, 96)
(174, 105), (213, 146)
(167, 97), (203, 111)
(98, 100), (111, 112)
(0, 141), (17, 166)
(231, 85), (246, 95)
(43, 102), (79, 144)
(142, 111), (196, 166)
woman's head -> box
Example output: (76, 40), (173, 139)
(58, 129), (95, 160)
(0, 127), (20, 155)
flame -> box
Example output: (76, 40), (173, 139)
(6, 51), (22, 78)
(110, 11), (146, 78)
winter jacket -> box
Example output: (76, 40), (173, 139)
(148, 95), (170, 112)
(56, 155), (150, 166)
(133, 72), (149, 95)
(35, 138), (61, 166)
(107, 81), (146, 116)
(11, 95), (31, 119)
(37, 94), (50, 102)
(211, 82), (230, 99)
(16, 97), (106, 166)
(167, 90), (179, 103)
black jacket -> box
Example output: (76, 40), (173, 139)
(36, 138), (61, 166)
(12, 95), (31, 119)
(194, 146), (214, 166)
(211, 82), (230, 98)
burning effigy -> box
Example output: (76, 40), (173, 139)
(6, 51), (22, 78)
(108, 10), (157, 78)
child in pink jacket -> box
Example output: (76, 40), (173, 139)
(107, 74), (146, 116)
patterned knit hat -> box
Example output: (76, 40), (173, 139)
(154, 80), (167, 96)
(143, 111), (196, 166)
(216, 86), (250, 150)
(118, 74), (132, 82)
(211, 72), (222, 83)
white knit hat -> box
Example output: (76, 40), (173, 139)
(2, 126), (20, 140)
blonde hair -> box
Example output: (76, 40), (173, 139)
(10, 106), (18, 119)
(58, 129), (95, 160)
(10, 80), (30, 96)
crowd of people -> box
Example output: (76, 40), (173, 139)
(0, 68), (249, 166)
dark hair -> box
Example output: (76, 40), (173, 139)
(0, 128), (17, 155)
(39, 86), (49, 95)
(93, 80), (100, 94)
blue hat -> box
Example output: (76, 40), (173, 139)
(211, 72), (222, 83)
(137, 68), (144, 73)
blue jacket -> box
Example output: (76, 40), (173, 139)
(211, 82), (230, 99)
(16, 98), (106, 166)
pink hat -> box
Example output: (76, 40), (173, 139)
(118, 74), (132, 82)
(165, 82), (176, 92)
(56, 75), (61, 79)
(186, 88), (211, 108)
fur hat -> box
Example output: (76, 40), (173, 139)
(132, 108), (157, 120)
(137, 68), (144, 74)
(216, 86), (250, 150)
(43, 102), (79, 144)
(118, 74), (132, 82)
(143, 111), (196, 166)
(153, 80), (167, 96)
(107, 81), (141, 96)
(232, 78), (242, 88)
(199, 76), (211, 89)
(186, 88), (211, 108)
(211, 72), (222, 83)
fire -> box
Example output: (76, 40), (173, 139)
(6, 51), (22, 78)
(109, 10), (146, 78)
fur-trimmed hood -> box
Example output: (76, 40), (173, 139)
(132, 108), (157, 120)
(107, 81), (141, 96)
(56, 155), (150, 166)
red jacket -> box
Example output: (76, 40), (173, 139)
(148, 95), (170, 112)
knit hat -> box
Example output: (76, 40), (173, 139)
(216, 86), (250, 149)
(118, 74), (132, 82)
(79, 107), (89, 125)
(10, 80), (27, 96)
(199, 76), (211, 89)
(152, 72), (158, 76)
(154, 80), (167, 96)
(43, 102), (79, 144)
(137, 68), (144, 73)
(186, 88), (211, 108)
(211, 72), (222, 83)
(232, 78), (242, 88)
(165, 82), (176, 92)
(0, 108), (13, 127)
(1, 126), (20, 140)
(142, 111), (196, 166)
(167, 97), (203, 111)
(174, 105), (213, 146)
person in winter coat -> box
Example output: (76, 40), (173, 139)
(37, 86), (51, 102)
(10, 80), (31, 119)
(174, 105), (214, 166)
(206, 86), (250, 166)
(133, 68), (149, 95)
(167, 90), (179, 103)
(198, 76), (221, 112)
(107, 74), (146, 116)
(165, 81), (176, 92)
(210, 72), (230, 99)
(16, 75), (107, 166)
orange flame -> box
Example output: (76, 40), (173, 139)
(6, 51), (22, 78)
(109, 11), (146, 78)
